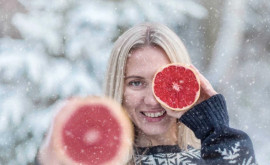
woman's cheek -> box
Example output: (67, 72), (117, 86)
(123, 90), (142, 120)
(123, 89), (141, 107)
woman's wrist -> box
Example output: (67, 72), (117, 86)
(179, 94), (229, 140)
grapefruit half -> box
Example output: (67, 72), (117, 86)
(152, 63), (200, 111)
(51, 96), (133, 165)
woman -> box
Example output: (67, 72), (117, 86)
(36, 23), (257, 165)
(104, 23), (257, 164)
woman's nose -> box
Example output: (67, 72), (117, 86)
(144, 86), (159, 106)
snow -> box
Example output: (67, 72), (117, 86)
(12, 12), (63, 54)
(0, 0), (270, 164)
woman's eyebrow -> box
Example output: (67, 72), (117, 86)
(124, 76), (144, 80)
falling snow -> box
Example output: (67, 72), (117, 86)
(0, 0), (270, 164)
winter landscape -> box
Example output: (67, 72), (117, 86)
(0, 0), (270, 164)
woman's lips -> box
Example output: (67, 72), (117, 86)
(142, 110), (166, 117)
(140, 110), (167, 122)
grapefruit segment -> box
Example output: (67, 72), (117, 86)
(152, 63), (200, 111)
(51, 96), (133, 165)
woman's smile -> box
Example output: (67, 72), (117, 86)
(140, 109), (167, 122)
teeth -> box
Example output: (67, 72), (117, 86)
(143, 111), (165, 118)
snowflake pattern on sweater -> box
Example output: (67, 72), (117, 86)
(215, 142), (256, 165)
(135, 146), (201, 165)
(135, 143), (256, 165)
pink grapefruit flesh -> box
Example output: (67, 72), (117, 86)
(153, 64), (200, 111)
(62, 104), (121, 164)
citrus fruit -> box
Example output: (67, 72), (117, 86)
(51, 96), (133, 165)
(152, 63), (200, 111)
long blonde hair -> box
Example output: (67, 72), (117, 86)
(104, 22), (200, 156)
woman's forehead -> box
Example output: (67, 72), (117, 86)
(125, 46), (170, 76)
(127, 46), (168, 62)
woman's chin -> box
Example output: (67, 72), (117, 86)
(137, 119), (176, 137)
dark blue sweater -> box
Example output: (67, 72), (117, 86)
(135, 94), (257, 165)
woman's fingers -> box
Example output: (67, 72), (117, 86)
(198, 72), (217, 97)
(190, 64), (217, 103)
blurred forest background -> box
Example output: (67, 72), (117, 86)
(0, 0), (269, 164)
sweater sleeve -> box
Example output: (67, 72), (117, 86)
(179, 94), (257, 165)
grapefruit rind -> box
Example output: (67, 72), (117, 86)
(51, 96), (133, 165)
(152, 63), (200, 111)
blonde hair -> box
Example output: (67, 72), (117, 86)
(104, 22), (200, 156)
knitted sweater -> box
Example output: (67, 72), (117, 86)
(135, 94), (257, 165)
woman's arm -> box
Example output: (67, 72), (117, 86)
(179, 94), (257, 164)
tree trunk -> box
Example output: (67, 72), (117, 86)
(207, 0), (246, 92)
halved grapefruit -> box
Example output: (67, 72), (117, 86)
(152, 63), (200, 111)
(51, 96), (133, 165)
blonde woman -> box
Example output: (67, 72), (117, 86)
(35, 23), (256, 165)
(104, 23), (257, 164)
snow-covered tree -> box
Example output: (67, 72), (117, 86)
(0, 0), (207, 164)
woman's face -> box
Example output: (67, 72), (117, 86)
(123, 46), (177, 137)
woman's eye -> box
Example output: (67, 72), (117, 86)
(129, 81), (143, 87)
(127, 80), (147, 89)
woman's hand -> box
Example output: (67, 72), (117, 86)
(165, 64), (217, 119)
(37, 124), (65, 165)
(190, 64), (217, 105)
(37, 104), (73, 165)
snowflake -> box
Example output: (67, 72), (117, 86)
(216, 142), (257, 165)
(216, 142), (241, 163)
